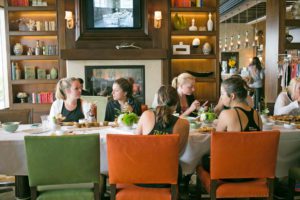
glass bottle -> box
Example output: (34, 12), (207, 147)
(35, 40), (41, 55)
(15, 63), (21, 80)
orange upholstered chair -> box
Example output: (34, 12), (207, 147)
(196, 131), (280, 200)
(107, 134), (179, 200)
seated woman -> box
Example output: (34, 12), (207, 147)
(216, 77), (262, 132)
(171, 73), (202, 117)
(136, 85), (189, 155)
(49, 77), (96, 122)
(214, 75), (254, 116)
(105, 78), (142, 122)
(274, 78), (300, 115)
(202, 77), (262, 176)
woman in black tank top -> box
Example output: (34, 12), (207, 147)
(216, 77), (262, 132)
(136, 85), (189, 188)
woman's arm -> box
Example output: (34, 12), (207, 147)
(173, 118), (189, 155)
(180, 100), (200, 117)
(274, 96), (299, 115)
(216, 110), (228, 131)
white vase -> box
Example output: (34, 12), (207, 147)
(13, 43), (23, 56)
(229, 68), (237, 75)
(207, 12), (213, 31)
(202, 42), (211, 55)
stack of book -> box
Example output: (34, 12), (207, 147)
(31, 92), (54, 104)
(10, 0), (29, 6)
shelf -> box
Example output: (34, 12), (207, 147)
(171, 30), (216, 36)
(172, 54), (216, 59)
(10, 55), (59, 60)
(7, 6), (56, 11)
(11, 79), (58, 85)
(9, 31), (57, 36)
(170, 7), (216, 12)
(285, 19), (300, 27)
(285, 43), (300, 50)
(12, 103), (52, 109)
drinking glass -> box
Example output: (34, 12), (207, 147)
(40, 115), (49, 129)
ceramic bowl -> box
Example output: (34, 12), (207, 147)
(2, 122), (20, 132)
(190, 122), (201, 129)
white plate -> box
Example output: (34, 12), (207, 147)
(23, 128), (50, 134)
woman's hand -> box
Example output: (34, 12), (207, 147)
(189, 100), (200, 112)
(122, 102), (133, 112)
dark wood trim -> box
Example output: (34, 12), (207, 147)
(171, 30), (217, 36)
(285, 19), (300, 27)
(60, 49), (168, 60)
(285, 43), (300, 49)
(9, 31), (57, 36)
(11, 80), (58, 84)
(170, 7), (216, 12)
(10, 55), (59, 60)
(172, 54), (216, 59)
(7, 6), (56, 11)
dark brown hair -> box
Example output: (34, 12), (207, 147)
(155, 85), (179, 127)
(251, 56), (262, 71)
(114, 78), (133, 99)
(222, 77), (249, 101)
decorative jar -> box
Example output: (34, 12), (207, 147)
(202, 42), (211, 55)
(13, 43), (23, 56)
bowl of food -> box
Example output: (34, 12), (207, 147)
(2, 122), (20, 132)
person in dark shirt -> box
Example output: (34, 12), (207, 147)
(171, 73), (203, 117)
(104, 78), (141, 122)
(136, 85), (189, 155)
(77, 78), (91, 96)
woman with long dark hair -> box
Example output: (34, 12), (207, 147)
(136, 85), (189, 154)
(104, 78), (141, 121)
(248, 57), (264, 109)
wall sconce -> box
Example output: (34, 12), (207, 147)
(65, 11), (74, 29)
(154, 11), (162, 29)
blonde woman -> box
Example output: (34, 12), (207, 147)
(49, 77), (96, 122)
(171, 73), (201, 117)
(274, 78), (300, 115)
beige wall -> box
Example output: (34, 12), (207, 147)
(220, 23), (255, 68)
(0, 0), (4, 7)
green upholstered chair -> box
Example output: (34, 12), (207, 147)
(288, 167), (300, 200)
(81, 96), (108, 122)
(24, 134), (100, 200)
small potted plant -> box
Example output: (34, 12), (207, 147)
(260, 99), (270, 123)
(117, 112), (139, 129)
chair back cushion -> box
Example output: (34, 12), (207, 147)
(0, 109), (32, 124)
(210, 131), (280, 179)
(81, 96), (108, 121)
(107, 134), (179, 184)
(25, 134), (100, 186)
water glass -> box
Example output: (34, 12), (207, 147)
(40, 115), (49, 129)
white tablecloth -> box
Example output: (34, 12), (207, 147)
(0, 125), (300, 177)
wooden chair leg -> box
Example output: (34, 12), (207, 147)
(30, 186), (37, 200)
(267, 178), (274, 200)
(110, 184), (116, 200)
(171, 184), (178, 200)
(210, 180), (217, 200)
(94, 183), (99, 200)
(196, 175), (202, 199)
(288, 177), (296, 200)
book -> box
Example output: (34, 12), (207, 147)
(24, 66), (36, 80)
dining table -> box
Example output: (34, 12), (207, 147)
(0, 123), (300, 198)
